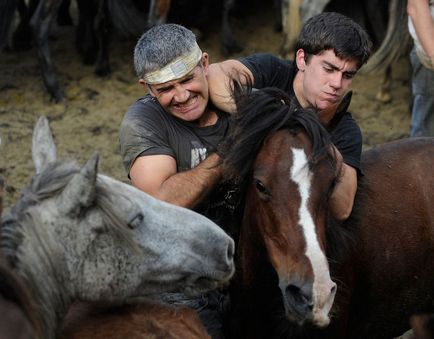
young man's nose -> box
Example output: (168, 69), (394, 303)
(329, 73), (343, 89)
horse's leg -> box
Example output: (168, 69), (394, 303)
(57, 0), (73, 26)
(11, 0), (35, 51)
(375, 65), (392, 103)
(221, 0), (243, 56)
(147, 0), (170, 27)
(0, 176), (3, 218)
(273, 0), (283, 32)
(280, 0), (303, 58)
(94, 0), (110, 76)
(30, 0), (64, 102)
(0, 0), (17, 50)
(75, 0), (98, 65)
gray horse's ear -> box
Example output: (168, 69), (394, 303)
(60, 153), (99, 215)
(32, 116), (57, 174)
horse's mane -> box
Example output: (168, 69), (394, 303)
(0, 255), (45, 338)
(219, 81), (333, 182)
(0, 160), (137, 268)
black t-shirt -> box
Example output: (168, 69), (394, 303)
(240, 53), (363, 174)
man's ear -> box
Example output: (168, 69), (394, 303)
(202, 53), (210, 74)
(295, 49), (306, 71)
(139, 79), (155, 96)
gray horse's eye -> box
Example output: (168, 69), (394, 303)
(128, 212), (144, 230)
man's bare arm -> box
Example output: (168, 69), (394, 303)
(407, 0), (434, 63)
(329, 149), (358, 221)
(208, 60), (254, 113)
(130, 153), (222, 208)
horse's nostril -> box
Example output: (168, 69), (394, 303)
(227, 239), (235, 263)
(286, 284), (313, 310)
(330, 283), (337, 295)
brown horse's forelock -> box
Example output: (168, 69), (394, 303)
(220, 86), (335, 183)
(0, 160), (137, 268)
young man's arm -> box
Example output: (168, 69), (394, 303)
(129, 153), (222, 208)
(329, 148), (358, 221)
(208, 60), (254, 113)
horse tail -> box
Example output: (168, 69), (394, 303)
(106, 0), (147, 37)
(0, 0), (17, 50)
(361, 0), (411, 73)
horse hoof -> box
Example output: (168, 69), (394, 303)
(376, 92), (392, 104)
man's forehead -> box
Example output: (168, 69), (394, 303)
(143, 43), (202, 84)
(151, 66), (198, 89)
(316, 50), (359, 71)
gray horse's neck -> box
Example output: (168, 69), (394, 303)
(15, 214), (73, 339)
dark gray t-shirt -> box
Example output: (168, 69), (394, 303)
(119, 95), (240, 236)
(119, 95), (229, 173)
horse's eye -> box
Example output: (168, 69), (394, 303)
(128, 212), (144, 230)
(254, 179), (270, 196)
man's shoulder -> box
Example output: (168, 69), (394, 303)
(240, 53), (290, 68)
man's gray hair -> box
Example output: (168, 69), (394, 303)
(134, 24), (198, 79)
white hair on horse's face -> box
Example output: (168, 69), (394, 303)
(290, 147), (336, 327)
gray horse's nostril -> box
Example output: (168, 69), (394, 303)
(227, 239), (235, 263)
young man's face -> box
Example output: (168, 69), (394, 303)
(143, 53), (210, 123)
(295, 49), (359, 111)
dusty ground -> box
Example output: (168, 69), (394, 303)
(0, 3), (411, 211)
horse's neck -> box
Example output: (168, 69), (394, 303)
(15, 216), (73, 339)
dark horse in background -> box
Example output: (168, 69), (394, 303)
(219, 85), (434, 338)
(0, 0), (169, 102)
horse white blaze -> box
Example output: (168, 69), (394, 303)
(290, 148), (336, 327)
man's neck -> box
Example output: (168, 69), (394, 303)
(196, 107), (218, 127)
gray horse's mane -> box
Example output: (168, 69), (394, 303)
(1, 160), (137, 268)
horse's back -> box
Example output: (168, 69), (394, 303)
(346, 137), (434, 338)
(61, 300), (210, 339)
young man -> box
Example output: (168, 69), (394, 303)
(208, 11), (372, 221)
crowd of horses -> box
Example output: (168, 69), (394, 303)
(1, 102), (434, 338)
(1, 0), (410, 103)
(2, 0), (434, 338)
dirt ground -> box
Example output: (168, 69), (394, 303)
(0, 3), (411, 211)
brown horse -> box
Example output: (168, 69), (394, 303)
(220, 86), (434, 339)
(61, 300), (210, 339)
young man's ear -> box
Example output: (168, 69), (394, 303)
(295, 49), (307, 71)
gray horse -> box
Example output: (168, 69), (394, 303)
(0, 116), (235, 339)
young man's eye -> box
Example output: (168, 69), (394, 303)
(343, 73), (355, 80)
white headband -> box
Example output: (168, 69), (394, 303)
(143, 43), (203, 84)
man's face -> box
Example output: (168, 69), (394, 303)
(143, 54), (210, 122)
(295, 49), (358, 111)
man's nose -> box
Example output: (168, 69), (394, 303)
(329, 73), (343, 89)
(173, 84), (189, 102)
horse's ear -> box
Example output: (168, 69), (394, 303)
(59, 153), (99, 215)
(32, 116), (57, 174)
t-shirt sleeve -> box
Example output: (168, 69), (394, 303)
(119, 99), (175, 174)
(239, 53), (294, 91)
(330, 113), (363, 176)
